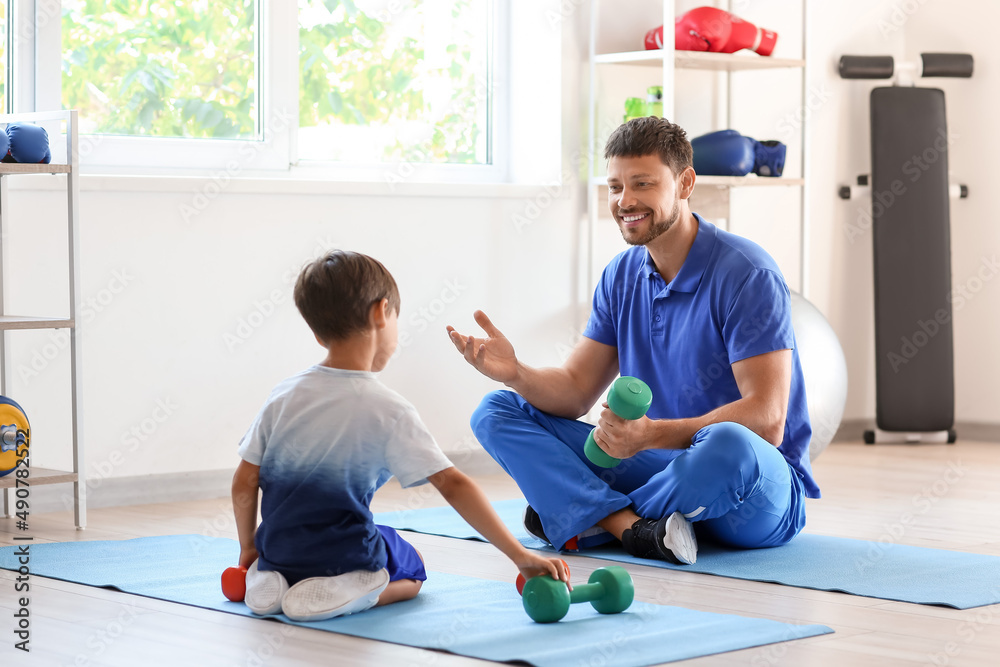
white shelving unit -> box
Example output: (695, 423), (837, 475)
(0, 110), (84, 529)
(586, 1), (810, 295)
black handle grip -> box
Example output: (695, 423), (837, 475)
(839, 55), (894, 79)
(921, 53), (973, 78)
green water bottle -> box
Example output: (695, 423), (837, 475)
(583, 377), (653, 468)
(647, 86), (663, 118)
(623, 97), (648, 123)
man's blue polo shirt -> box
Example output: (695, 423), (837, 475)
(583, 214), (820, 498)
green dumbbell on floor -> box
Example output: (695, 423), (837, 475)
(583, 376), (653, 468)
(521, 566), (634, 623)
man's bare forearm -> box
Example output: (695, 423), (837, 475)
(504, 363), (594, 419)
(648, 395), (786, 450)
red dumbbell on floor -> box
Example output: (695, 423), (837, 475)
(515, 560), (570, 596)
(221, 566), (248, 602)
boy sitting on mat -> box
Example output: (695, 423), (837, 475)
(231, 250), (568, 622)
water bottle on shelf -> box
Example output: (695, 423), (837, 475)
(623, 97), (648, 122)
(647, 86), (663, 118)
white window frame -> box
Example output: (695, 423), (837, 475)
(30, 0), (294, 173)
(14, 0), (563, 185)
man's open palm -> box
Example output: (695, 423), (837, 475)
(447, 310), (519, 384)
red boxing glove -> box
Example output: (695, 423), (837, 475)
(644, 23), (708, 51)
(644, 7), (777, 56)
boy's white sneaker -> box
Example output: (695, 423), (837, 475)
(282, 568), (390, 622)
(244, 560), (289, 616)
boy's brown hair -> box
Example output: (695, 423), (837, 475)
(604, 116), (694, 177)
(294, 250), (401, 343)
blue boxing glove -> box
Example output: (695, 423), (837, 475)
(692, 130), (753, 176)
(3, 123), (52, 164)
(692, 130), (785, 177)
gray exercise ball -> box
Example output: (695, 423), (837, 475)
(790, 292), (848, 460)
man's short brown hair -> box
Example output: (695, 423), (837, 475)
(293, 250), (400, 343)
(604, 117), (694, 176)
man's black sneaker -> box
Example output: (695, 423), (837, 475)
(522, 505), (552, 545)
(621, 512), (697, 564)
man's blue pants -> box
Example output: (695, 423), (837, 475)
(471, 390), (807, 551)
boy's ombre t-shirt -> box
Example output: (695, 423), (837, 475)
(238, 366), (452, 584)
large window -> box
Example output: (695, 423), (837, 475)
(297, 0), (491, 165)
(61, 0), (260, 139)
(20, 1), (522, 176)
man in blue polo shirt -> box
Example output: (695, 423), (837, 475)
(447, 117), (819, 564)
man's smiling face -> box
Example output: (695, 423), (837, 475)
(606, 153), (682, 247)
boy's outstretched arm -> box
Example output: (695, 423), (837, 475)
(232, 460), (261, 569)
(428, 467), (570, 587)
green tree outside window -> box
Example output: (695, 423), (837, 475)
(61, 0), (490, 165)
(62, 0), (259, 139)
(299, 0), (489, 164)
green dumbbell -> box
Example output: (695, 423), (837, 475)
(583, 376), (653, 468)
(521, 566), (634, 623)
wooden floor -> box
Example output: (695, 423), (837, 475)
(2, 441), (999, 666)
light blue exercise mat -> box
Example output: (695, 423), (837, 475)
(0, 535), (831, 666)
(374, 499), (1000, 610)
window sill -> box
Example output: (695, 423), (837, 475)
(4, 170), (576, 200)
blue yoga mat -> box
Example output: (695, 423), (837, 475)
(0, 536), (831, 667)
(374, 499), (1000, 610)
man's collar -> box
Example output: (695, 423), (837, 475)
(640, 213), (716, 293)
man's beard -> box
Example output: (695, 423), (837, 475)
(620, 197), (681, 246)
